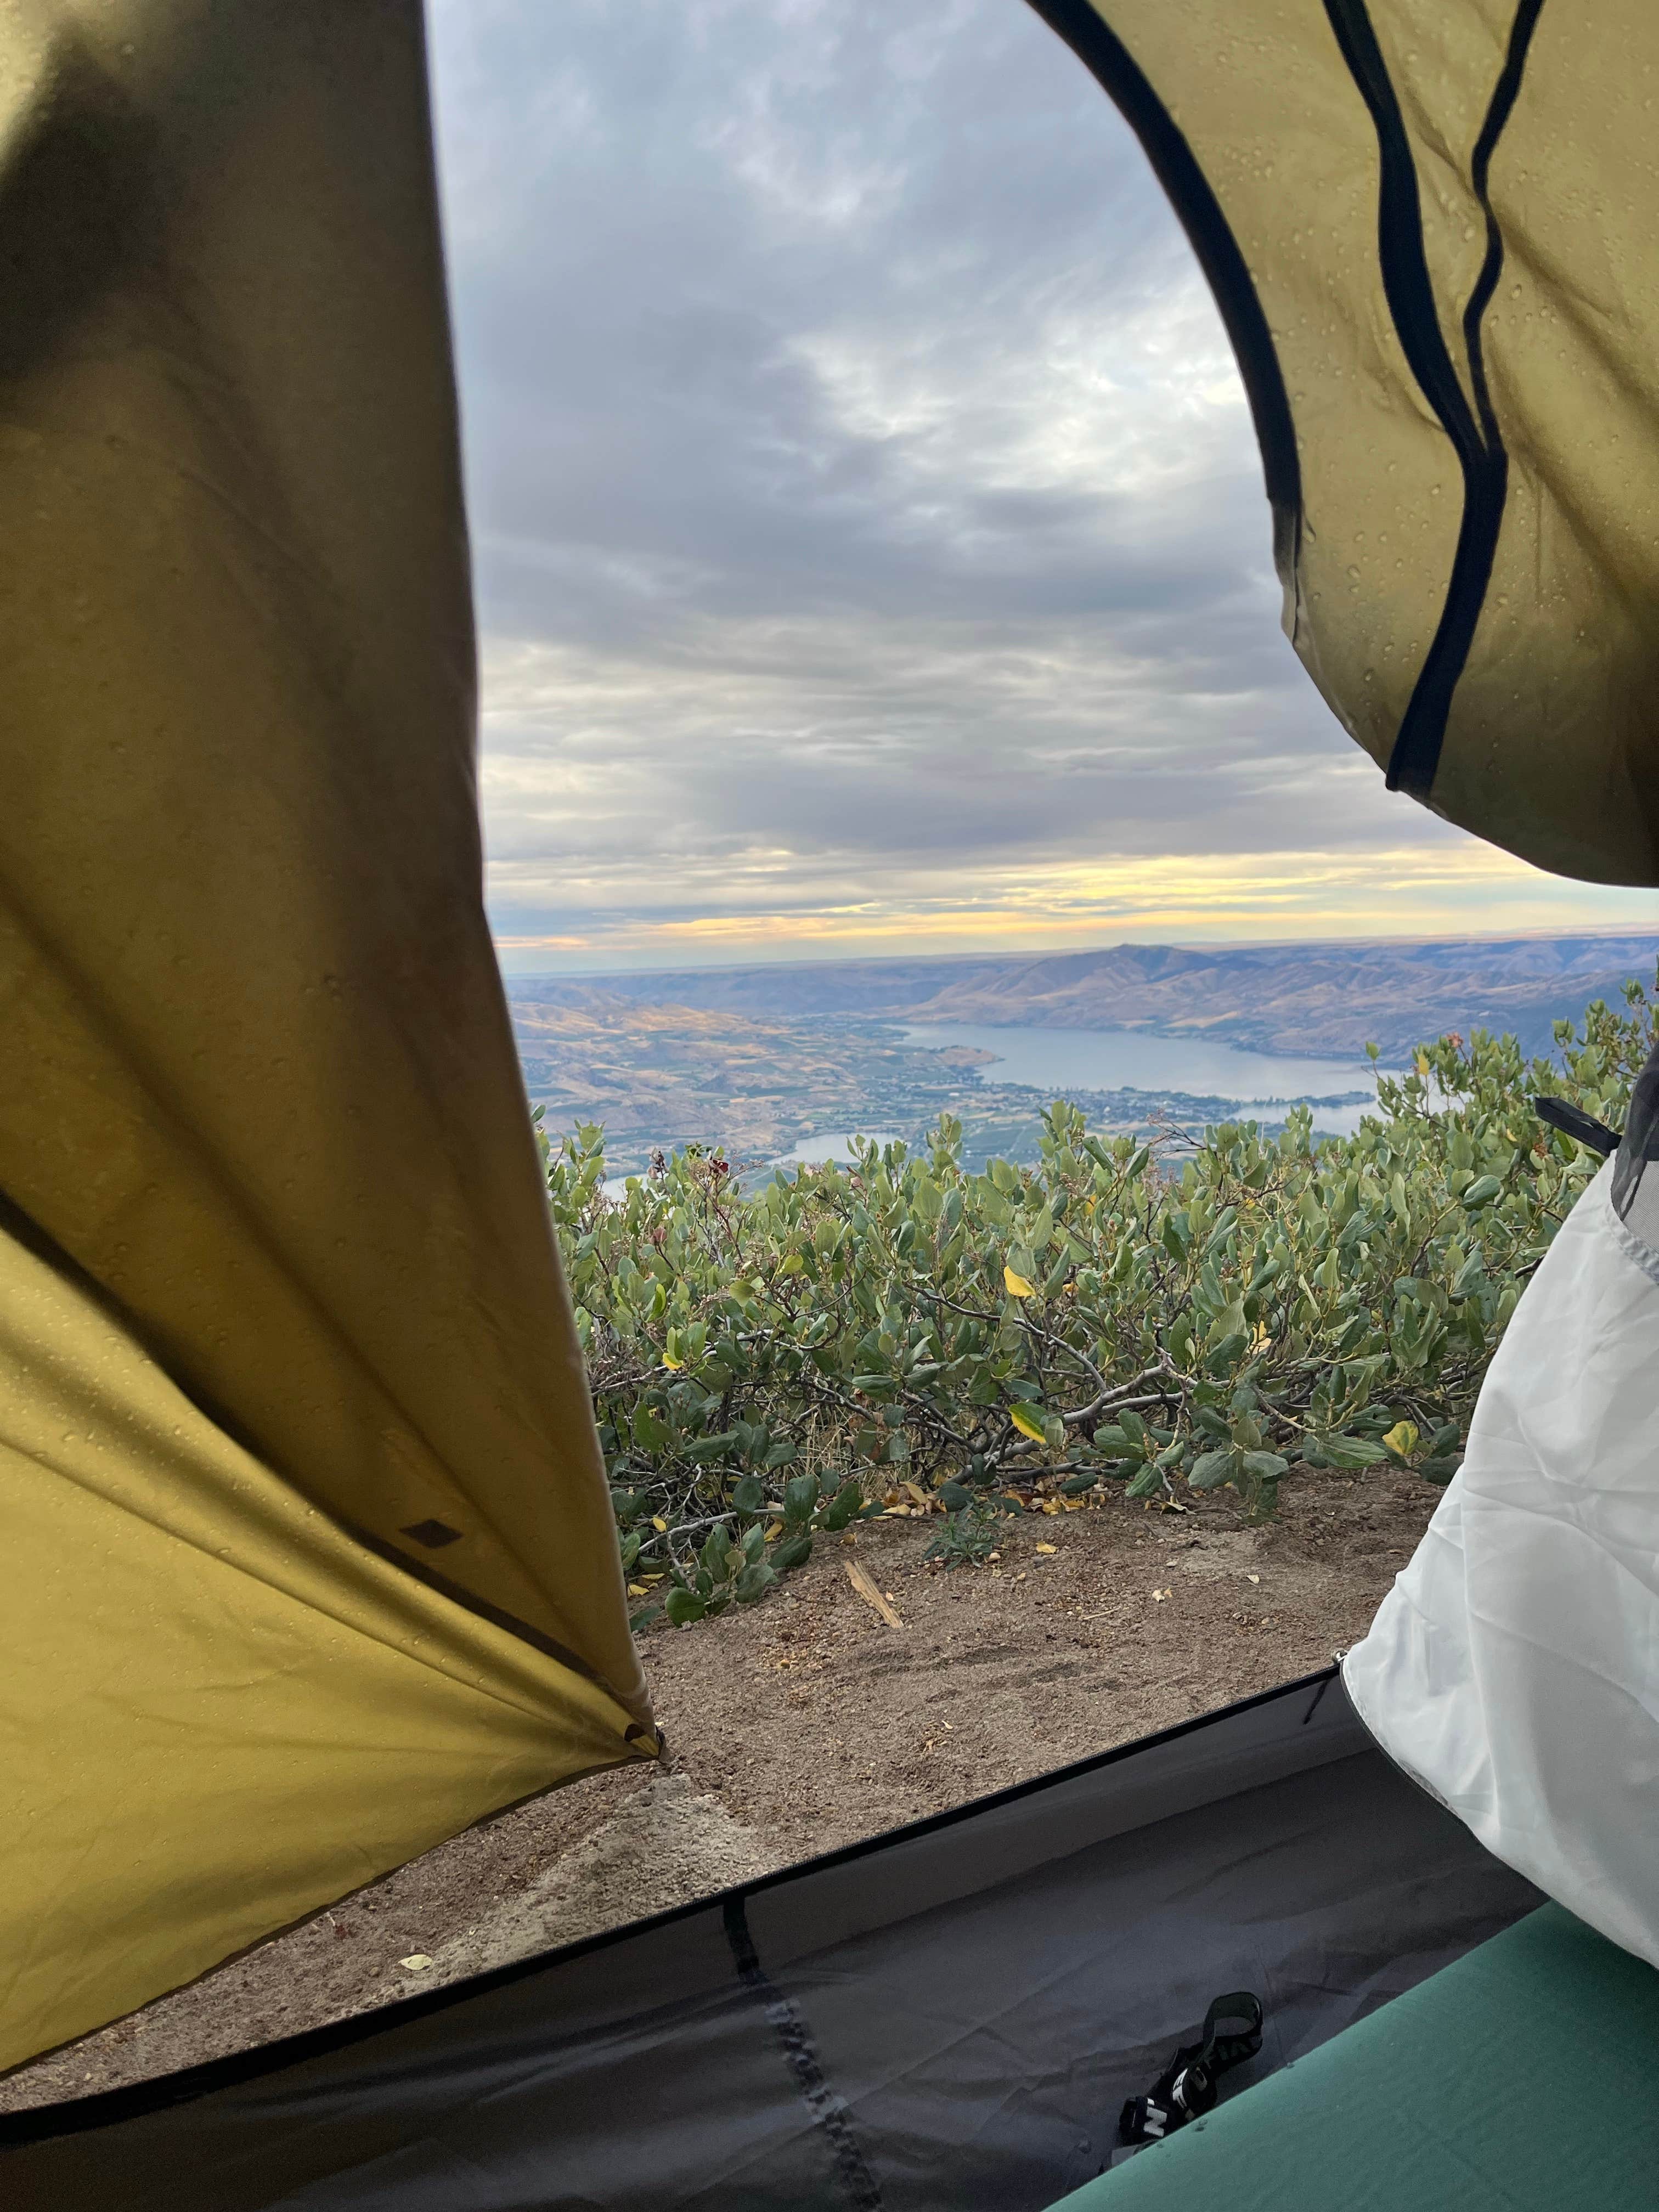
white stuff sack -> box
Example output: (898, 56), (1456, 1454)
(1344, 1155), (1659, 1966)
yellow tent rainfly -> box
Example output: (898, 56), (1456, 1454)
(0, 0), (654, 2073)
(1032, 0), (1659, 887)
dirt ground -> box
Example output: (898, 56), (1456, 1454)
(0, 1469), (1437, 2113)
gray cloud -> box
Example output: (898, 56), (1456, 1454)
(428, 0), (1491, 962)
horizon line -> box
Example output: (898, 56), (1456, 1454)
(494, 917), (1659, 983)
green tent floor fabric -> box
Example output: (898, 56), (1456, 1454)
(0, 1674), (1542, 2210)
(1046, 1904), (1659, 2211)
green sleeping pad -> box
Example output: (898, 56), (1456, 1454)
(1047, 1904), (1659, 2211)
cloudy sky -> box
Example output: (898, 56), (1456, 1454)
(427, 0), (1657, 974)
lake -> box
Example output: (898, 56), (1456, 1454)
(772, 1131), (900, 1165)
(599, 1023), (1389, 1195)
(901, 1022), (1385, 1137)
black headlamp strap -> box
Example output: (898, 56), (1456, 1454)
(1118, 1990), (1264, 2151)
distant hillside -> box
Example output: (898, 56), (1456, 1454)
(510, 955), (1007, 1019)
(509, 930), (1659, 1061)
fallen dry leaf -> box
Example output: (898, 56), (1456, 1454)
(1034, 1542), (1057, 1555)
(1152, 1588), (1171, 1602)
(398, 1954), (433, 1972)
(846, 1560), (902, 1628)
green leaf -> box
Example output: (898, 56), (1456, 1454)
(1189, 1448), (1237, 1492)
(1240, 1450), (1289, 1482)
(770, 1532), (814, 1573)
(685, 1430), (740, 1463)
(733, 1561), (778, 1604)
(664, 1588), (707, 1626)
(632, 1408), (670, 1453)
(1318, 1434), (1390, 1470)
(815, 1479), (865, 1531)
(782, 1472), (821, 1523)
(1462, 1175), (1503, 1208)
(731, 1474), (766, 1514)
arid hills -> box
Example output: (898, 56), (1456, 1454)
(511, 929), (1659, 1064)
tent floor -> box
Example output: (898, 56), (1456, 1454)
(0, 1672), (1549, 2208)
(1049, 1903), (1659, 2210)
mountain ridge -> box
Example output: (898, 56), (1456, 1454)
(507, 930), (1659, 1060)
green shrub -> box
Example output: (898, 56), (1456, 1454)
(923, 1494), (1006, 1570)
(545, 983), (1655, 1626)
